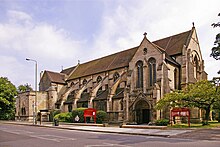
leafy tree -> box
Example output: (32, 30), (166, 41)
(156, 80), (220, 122)
(0, 77), (17, 120)
(17, 84), (33, 93)
(210, 13), (220, 60)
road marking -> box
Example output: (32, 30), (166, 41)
(85, 143), (131, 147)
(1, 129), (21, 135)
(30, 134), (76, 142)
(1, 128), (34, 135)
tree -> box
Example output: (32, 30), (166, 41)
(210, 13), (220, 60)
(156, 80), (220, 122)
(17, 84), (33, 93)
(0, 77), (17, 120)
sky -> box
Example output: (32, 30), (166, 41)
(0, 0), (219, 89)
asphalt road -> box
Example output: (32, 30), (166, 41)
(0, 124), (220, 147)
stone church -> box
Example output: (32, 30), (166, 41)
(15, 26), (207, 124)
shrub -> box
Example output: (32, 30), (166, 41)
(54, 112), (72, 122)
(72, 107), (87, 123)
(155, 119), (169, 126)
(49, 109), (61, 122)
(96, 110), (107, 124)
(202, 120), (209, 126)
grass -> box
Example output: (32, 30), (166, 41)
(168, 121), (220, 129)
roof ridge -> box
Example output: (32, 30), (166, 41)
(153, 30), (191, 43)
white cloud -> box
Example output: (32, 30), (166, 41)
(0, 10), (84, 87)
(93, 0), (220, 79)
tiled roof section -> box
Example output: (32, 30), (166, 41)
(112, 88), (124, 99)
(61, 66), (76, 75)
(153, 43), (180, 66)
(46, 70), (65, 84)
(153, 30), (192, 56)
(68, 47), (138, 80)
(94, 89), (109, 100)
(78, 92), (90, 102)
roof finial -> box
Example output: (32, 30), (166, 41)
(143, 32), (147, 37)
(192, 22), (195, 28)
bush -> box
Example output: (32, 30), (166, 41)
(202, 120), (209, 126)
(72, 107), (87, 123)
(96, 111), (107, 124)
(155, 119), (169, 126)
(49, 109), (61, 122)
(54, 112), (72, 122)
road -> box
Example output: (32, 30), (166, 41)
(0, 124), (220, 147)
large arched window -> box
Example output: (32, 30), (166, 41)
(148, 58), (156, 86)
(97, 76), (102, 83)
(113, 72), (120, 82)
(136, 61), (143, 88)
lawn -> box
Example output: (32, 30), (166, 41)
(169, 121), (220, 129)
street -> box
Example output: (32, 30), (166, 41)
(0, 124), (220, 147)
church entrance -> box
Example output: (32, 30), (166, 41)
(135, 100), (150, 124)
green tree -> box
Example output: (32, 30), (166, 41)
(210, 13), (220, 60)
(17, 84), (33, 93)
(0, 77), (17, 120)
(156, 80), (220, 122)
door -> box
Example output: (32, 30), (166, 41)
(142, 109), (150, 123)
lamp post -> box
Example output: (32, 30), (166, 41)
(26, 58), (37, 125)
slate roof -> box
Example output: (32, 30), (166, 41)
(78, 92), (90, 102)
(153, 29), (192, 56)
(94, 89), (109, 101)
(112, 88), (124, 99)
(45, 70), (66, 84)
(61, 66), (76, 75)
(67, 47), (138, 80)
(63, 28), (193, 81)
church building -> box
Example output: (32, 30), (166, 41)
(15, 26), (207, 124)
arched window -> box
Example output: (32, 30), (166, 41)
(113, 72), (120, 82)
(21, 107), (26, 115)
(97, 76), (102, 83)
(68, 104), (72, 112)
(193, 55), (199, 79)
(82, 79), (87, 85)
(148, 58), (156, 86)
(174, 68), (178, 89)
(136, 61), (143, 88)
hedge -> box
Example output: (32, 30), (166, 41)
(54, 112), (72, 122)
(155, 119), (169, 126)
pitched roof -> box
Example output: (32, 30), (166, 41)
(153, 29), (192, 56)
(94, 89), (109, 100)
(67, 47), (138, 80)
(45, 70), (65, 84)
(153, 43), (180, 66)
(61, 66), (76, 75)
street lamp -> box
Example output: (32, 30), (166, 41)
(26, 58), (38, 125)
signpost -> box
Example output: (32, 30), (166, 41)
(170, 107), (190, 127)
(84, 108), (97, 123)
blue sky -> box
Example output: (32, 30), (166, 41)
(0, 0), (219, 89)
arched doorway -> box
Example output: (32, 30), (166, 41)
(135, 100), (150, 124)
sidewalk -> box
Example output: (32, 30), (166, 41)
(0, 121), (192, 137)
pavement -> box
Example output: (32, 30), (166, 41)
(0, 121), (193, 137)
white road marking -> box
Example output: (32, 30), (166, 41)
(85, 143), (131, 147)
(1, 129), (21, 135)
(29, 134), (76, 142)
(1, 128), (34, 134)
